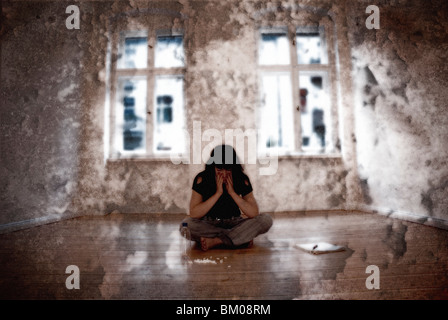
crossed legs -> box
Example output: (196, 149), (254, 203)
(179, 214), (273, 251)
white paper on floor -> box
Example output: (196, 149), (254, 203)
(295, 242), (346, 254)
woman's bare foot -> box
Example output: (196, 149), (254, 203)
(200, 237), (223, 251)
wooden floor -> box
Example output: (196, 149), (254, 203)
(0, 211), (447, 300)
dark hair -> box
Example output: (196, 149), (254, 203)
(204, 144), (244, 177)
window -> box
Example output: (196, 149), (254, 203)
(299, 71), (330, 150)
(111, 30), (186, 158)
(296, 28), (328, 65)
(120, 37), (148, 69)
(257, 26), (335, 155)
(153, 76), (185, 153)
(115, 76), (147, 153)
(259, 73), (294, 152)
(259, 30), (290, 65)
(154, 35), (185, 68)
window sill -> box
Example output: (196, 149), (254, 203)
(107, 151), (343, 164)
(258, 151), (342, 161)
(107, 154), (183, 163)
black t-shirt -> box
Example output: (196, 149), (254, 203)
(192, 170), (253, 219)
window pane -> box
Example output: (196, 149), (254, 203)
(120, 37), (148, 69)
(259, 32), (290, 65)
(296, 31), (327, 64)
(153, 76), (185, 153)
(155, 35), (185, 68)
(259, 73), (294, 152)
(299, 73), (330, 150)
(116, 77), (147, 153)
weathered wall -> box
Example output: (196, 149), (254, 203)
(1, 0), (447, 232)
(181, 1), (355, 213)
(347, 0), (448, 228)
(1, 2), (83, 230)
(72, 0), (356, 217)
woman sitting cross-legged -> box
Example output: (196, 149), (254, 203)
(180, 144), (273, 251)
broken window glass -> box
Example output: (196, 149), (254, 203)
(155, 35), (185, 68)
(296, 28), (327, 65)
(116, 77), (147, 152)
(299, 73), (329, 150)
(120, 37), (148, 69)
(259, 31), (290, 65)
(153, 76), (185, 153)
(259, 73), (294, 152)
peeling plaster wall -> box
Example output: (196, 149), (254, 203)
(72, 0), (357, 217)
(1, 2), (83, 231)
(1, 0), (447, 232)
(74, 1), (192, 215)
(347, 0), (448, 228)
(181, 0), (355, 213)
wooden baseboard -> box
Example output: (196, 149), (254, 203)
(357, 205), (448, 230)
(0, 212), (84, 234)
(0, 215), (59, 234)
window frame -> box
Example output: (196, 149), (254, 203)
(108, 29), (187, 160)
(257, 23), (339, 156)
